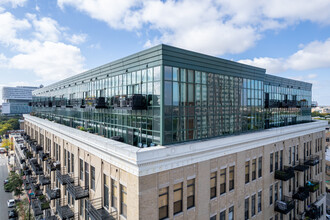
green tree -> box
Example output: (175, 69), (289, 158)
(5, 172), (23, 198)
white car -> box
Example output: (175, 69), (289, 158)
(7, 199), (15, 208)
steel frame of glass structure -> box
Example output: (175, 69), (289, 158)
(31, 44), (312, 146)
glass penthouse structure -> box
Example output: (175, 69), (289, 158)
(30, 44), (312, 146)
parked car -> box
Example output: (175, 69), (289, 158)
(8, 209), (18, 220)
(4, 179), (9, 185)
(4, 183), (12, 192)
(7, 199), (15, 208)
(0, 148), (6, 154)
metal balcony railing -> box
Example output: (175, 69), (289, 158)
(31, 199), (43, 217)
(56, 167), (74, 185)
(30, 159), (43, 175)
(37, 195), (50, 210)
(86, 198), (117, 220)
(304, 155), (320, 166)
(31, 143), (43, 153)
(275, 166), (294, 181)
(56, 198), (75, 220)
(39, 151), (50, 161)
(293, 187), (310, 201)
(274, 196), (295, 214)
(67, 177), (89, 200)
(46, 158), (61, 171)
(31, 183), (43, 197)
(39, 175), (51, 186)
(305, 204), (321, 219)
(46, 184), (61, 200)
(294, 159), (309, 172)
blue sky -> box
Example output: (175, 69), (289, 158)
(0, 0), (330, 105)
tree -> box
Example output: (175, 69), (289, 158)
(1, 139), (13, 151)
(5, 172), (24, 198)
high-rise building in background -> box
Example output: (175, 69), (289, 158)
(18, 45), (327, 220)
(2, 86), (39, 115)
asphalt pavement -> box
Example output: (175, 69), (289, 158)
(0, 153), (13, 219)
(327, 193), (330, 208)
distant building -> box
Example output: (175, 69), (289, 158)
(312, 101), (318, 107)
(1, 86), (38, 115)
(312, 106), (330, 114)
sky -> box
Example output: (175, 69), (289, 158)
(0, 0), (330, 105)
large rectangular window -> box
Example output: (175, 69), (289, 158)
(80, 159), (83, 180)
(120, 185), (127, 218)
(245, 161), (250, 184)
(220, 168), (226, 195)
(220, 210), (226, 220)
(85, 162), (89, 188)
(245, 197), (249, 220)
(210, 172), (217, 199)
(67, 151), (70, 173)
(274, 182), (278, 202)
(258, 157), (262, 177)
(269, 185), (273, 205)
(159, 187), (168, 220)
(270, 153), (273, 173)
(258, 191), (262, 212)
(104, 174), (109, 208)
(229, 166), (235, 191)
(173, 182), (183, 215)
(251, 194), (256, 217)
(229, 206), (234, 220)
(111, 179), (118, 209)
(275, 152), (278, 171)
(91, 166), (95, 190)
(252, 159), (256, 181)
(187, 179), (195, 209)
(71, 153), (74, 173)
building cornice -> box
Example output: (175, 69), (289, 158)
(24, 115), (327, 177)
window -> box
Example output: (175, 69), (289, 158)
(289, 147), (291, 164)
(67, 151), (70, 173)
(220, 168), (226, 195)
(292, 146), (295, 165)
(210, 172), (217, 199)
(280, 150), (283, 170)
(111, 179), (118, 209)
(229, 206), (234, 220)
(64, 149), (67, 166)
(159, 187), (168, 220)
(252, 159), (256, 180)
(258, 191), (262, 212)
(120, 185), (127, 218)
(220, 210), (226, 220)
(258, 157), (262, 178)
(85, 162), (89, 188)
(104, 174), (109, 208)
(173, 182), (183, 215)
(229, 166), (235, 191)
(251, 194), (256, 217)
(71, 153), (74, 173)
(91, 166), (95, 190)
(80, 159), (83, 180)
(275, 152), (278, 171)
(187, 179), (195, 209)
(210, 216), (216, 220)
(270, 153), (273, 173)
(245, 197), (249, 220)
(80, 200), (83, 216)
(274, 183), (278, 202)
(245, 161), (250, 184)
(269, 185), (273, 205)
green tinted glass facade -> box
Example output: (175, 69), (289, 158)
(31, 45), (312, 146)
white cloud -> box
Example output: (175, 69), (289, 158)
(58, 0), (330, 56)
(9, 41), (85, 80)
(238, 38), (330, 73)
(66, 33), (87, 45)
(0, 10), (86, 82)
(0, 0), (27, 8)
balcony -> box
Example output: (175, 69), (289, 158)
(23, 149), (33, 159)
(37, 195), (50, 210)
(39, 152), (50, 161)
(31, 199), (43, 217)
(24, 168), (32, 176)
(305, 155), (320, 166)
(113, 94), (147, 110)
(39, 175), (51, 186)
(30, 159), (43, 175)
(56, 167), (74, 185)
(294, 159), (309, 172)
(275, 166), (294, 181)
(46, 185), (61, 200)
(23, 134), (30, 141)
(56, 199), (75, 220)
(46, 158), (60, 171)
(305, 204), (321, 219)
(306, 180), (320, 192)
(67, 178), (89, 200)
(274, 196), (295, 214)
(31, 143), (43, 153)
(293, 187), (310, 201)
(87, 198), (117, 220)
(31, 183), (43, 196)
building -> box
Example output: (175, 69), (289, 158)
(20, 45), (327, 220)
(1, 86), (39, 115)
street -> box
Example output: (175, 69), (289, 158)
(327, 193), (330, 208)
(0, 154), (13, 218)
